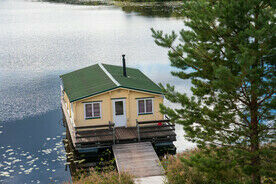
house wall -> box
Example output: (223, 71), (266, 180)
(63, 92), (72, 117)
(72, 88), (164, 127)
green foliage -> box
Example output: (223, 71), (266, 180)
(43, 0), (107, 6)
(162, 149), (251, 184)
(114, 0), (177, 2)
(94, 149), (116, 172)
(67, 169), (134, 184)
(152, 0), (275, 183)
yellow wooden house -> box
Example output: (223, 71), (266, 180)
(60, 56), (175, 150)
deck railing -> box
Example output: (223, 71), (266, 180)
(136, 117), (175, 142)
(74, 121), (116, 144)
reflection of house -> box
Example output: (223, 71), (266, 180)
(60, 56), (176, 152)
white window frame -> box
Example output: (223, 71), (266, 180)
(137, 98), (154, 115)
(84, 102), (102, 119)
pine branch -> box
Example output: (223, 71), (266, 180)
(211, 142), (250, 152)
(209, 22), (240, 53)
(257, 90), (275, 105)
(240, 81), (251, 104)
(228, 98), (250, 126)
(258, 126), (276, 133)
(169, 45), (201, 71)
(236, 96), (250, 106)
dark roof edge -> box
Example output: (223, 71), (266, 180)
(69, 86), (163, 102)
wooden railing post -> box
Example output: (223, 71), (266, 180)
(109, 121), (116, 144)
(136, 119), (140, 142)
(113, 126), (116, 144)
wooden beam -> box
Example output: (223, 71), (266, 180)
(75, 124), (114, 130)
(140, 128), (175, 134)
(137, 119), (170, 124)
(139, 124), (175, 129)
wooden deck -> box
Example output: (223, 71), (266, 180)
(61, 97), (176, 150)
(113, 142), (164, 178)
(75, 126), (176, 147)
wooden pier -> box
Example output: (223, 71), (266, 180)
(113, 142), (164, 177)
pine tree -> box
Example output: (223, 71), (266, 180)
(152, 1), (275, 183)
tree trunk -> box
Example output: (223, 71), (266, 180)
(250, 100), (261, 184)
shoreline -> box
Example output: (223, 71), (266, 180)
(39, 0), (184, 17)
(39, 0), (183, 8)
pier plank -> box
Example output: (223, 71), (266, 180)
(112, 142), (164, 178)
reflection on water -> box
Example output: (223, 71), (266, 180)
(45, 0), (110, 6)
(0, 0), (195, 183)
(42, 0), (184, 18)
(118, 2), (183, 18)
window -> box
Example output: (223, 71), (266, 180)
(84, 102), (101, 119)
(115, 101), (124, 115)
(137, 98), (153, 115)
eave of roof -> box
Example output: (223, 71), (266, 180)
(69, 86), (163, 102)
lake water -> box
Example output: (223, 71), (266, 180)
(0, 0), (195, 183)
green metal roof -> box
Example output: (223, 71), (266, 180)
(60, 63), (162, 102)
(102, 64), (163, 94)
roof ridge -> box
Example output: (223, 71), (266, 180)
(98, 63), (120, 86)
(102, 63), (138, 70)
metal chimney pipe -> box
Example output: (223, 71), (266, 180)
(122, 54), (127, 77)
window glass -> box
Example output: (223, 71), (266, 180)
(138, 99), (153, 115)
(85, 102), (101, 119)
(146, 99), (152, 113)
(93, 103), (100, 117)
(138, 100), (145, 114)
(85, 104), (92, 118)
(115, 101), (124, 115)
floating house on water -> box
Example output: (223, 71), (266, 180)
(60, 55), (176, 153)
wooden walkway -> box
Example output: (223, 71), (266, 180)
(112, 142), (164, 178)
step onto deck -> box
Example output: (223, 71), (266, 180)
(112, 142), (164, 178)
(135, 175), (166, 184)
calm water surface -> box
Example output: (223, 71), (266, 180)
(0, 0), (195, 183)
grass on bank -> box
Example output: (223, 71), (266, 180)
(65, 168), (135, 184)
(66, 148), (275, 184)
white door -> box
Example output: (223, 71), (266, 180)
(112, 99), (127, 127)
